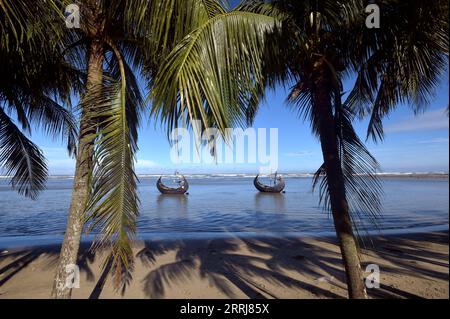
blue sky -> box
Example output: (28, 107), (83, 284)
(32, 68), (449, 175)
(22, 0), (449, 175)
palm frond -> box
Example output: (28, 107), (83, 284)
(344, 0), (449, 142)
(105, 45), (145, 137)
(287, 79), (317, 133)
(1, 12), (84, 156)
(25, 95), (78, 157)
(335, 103), (383, 227)
(83, 42), (140, 292)
(125, 0), (226, 47)
(0, 0), (67, 52)
(0, 107), (48, 199)
(0, 54), (81, 157)
(0, 0), (81, 199)
(312, 97), (383, 232)
(151, 9), (279, 137)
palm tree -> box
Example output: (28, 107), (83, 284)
(50, 0), (149, 298)
(152, 0), (448, 298)
(50, 0), (278, 298)
(1, 0), (79, 199)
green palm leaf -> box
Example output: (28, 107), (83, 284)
(1, 0), (81, 197)
(344, 0), (449, 141)
(151, 8), (279, 136)
(82, 41), (140, 291)
(0, 107), (48, 199)
(83, 80), (139, 291)
(312, 103), (383, 231)
(0, 0), (66, 52)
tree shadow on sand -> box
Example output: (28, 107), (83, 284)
(137, 232), (448, 299)
(138, 236), (348, 299)
(0, 243), (99, 289)
(1, 232), (447, 299)
(362, 232), (449, 299)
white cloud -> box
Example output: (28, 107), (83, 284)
(136, 159), (158, 168)
(284, 151), (314, 157)
(417, 137), (449, 144)
(385, 108), (449, 133)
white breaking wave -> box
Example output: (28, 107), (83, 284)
(0, 172), (447, 181)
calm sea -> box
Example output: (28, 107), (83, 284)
(0, 176), (448, 247)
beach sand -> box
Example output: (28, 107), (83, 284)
(0, 231), (448, 299)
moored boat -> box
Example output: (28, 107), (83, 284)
(253, 174), (286, 193)
(156, 174), (189, 194)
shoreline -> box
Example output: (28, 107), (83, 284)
(0, 230), (448, 299)
(1, 173), (448, 180)
(1, 223), (448, 250)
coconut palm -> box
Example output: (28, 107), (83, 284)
(152, 0), (448, 298)
(49, 0), (152, 298)
(48, 0), (278, 298)
(1, 0), (79, 199)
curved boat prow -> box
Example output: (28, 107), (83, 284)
(157, 175), (189, 194)
(253, 174), (286, 193)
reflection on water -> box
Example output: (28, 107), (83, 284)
(156, 194), (189, 217)
(0, 177), (448, 239)
(254, 193), (286, 213)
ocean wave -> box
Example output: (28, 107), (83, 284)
(1, 172), (447, 181)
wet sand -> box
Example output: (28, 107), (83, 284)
(0, 231), (448, 299)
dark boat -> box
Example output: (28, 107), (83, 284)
(253, 174), (285, 193)
(156, 175), (189, 195)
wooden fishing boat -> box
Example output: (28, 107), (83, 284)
(156, 175), (189, 194)
(253, 174), (285, 193)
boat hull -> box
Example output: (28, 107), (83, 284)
(156, 176), (189, 194)
(253, 175), (285, 193)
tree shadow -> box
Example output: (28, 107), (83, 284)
(362, 232), (449, 282)
(0, 243), (100, 288)
(361, 231), (449, 299)
(1, 232), (447, 299)
(139, 237), (345, 299)
(89, 257), (113, 299)
(368, 284), (425, 299)
(0, 248), (46, 286)
(137, 232), (448, 299)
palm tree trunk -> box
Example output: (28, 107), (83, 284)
(52, 40), (104, 299)
(313, 59), (368, 299)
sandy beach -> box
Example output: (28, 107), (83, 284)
(0, 231), (448, 299)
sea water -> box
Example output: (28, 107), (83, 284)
(0, 176), (448, 247)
